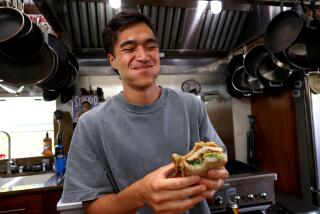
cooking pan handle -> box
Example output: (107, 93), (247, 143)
(252, 89), (263, 94)
(269, 82), (283, 87)
(243, 91), (252, 96)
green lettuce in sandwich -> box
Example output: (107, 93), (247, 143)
(172, 141), (228, 177)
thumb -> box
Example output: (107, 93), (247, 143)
(159, 162), (177, 178)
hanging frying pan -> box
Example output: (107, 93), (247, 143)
(0, 22), (44, 60)
(226, 75), (246, 98)
(0, 42), (56, 85)
(244, 72), (264, 93)
(68, 51), (79, 71)
(257, 54), (297, 89)
(36, 34), (70, 90)
(264, 0), (305, 54)
(283, 41), (314, 70)
(0, 6), (24, 43)
(60, 84), (76, 104)
(66, 61), (78, 87)
(244, 45), (269, 78)
(231, 66), (252, 96)
(43, 89), (60, 101)
(228, 54), (244, 75)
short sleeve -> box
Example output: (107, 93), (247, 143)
(61, 118), (116, 203)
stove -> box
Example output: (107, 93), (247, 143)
(209, 160), (277, 213)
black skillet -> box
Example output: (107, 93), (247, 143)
(264, 0), (305, 54)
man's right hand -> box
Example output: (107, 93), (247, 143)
(135, 163), (207, 214)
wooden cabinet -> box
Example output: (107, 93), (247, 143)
(251, 89), (302, 197)
(0, 188), (62, 214)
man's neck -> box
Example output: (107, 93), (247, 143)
(122, 84), (161, 105)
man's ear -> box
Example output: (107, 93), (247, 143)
(107, 53), (116, 69)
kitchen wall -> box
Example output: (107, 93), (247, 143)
(57, 62), (252, 162)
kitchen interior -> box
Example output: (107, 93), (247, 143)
(0, 0), (320, 213)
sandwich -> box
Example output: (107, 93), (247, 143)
(172, 141), (227, 177)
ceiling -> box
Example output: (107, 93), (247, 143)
(31, 0), (296, 59)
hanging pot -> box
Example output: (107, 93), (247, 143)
(66, 61), (78, 87)
(231, 66), (252, 96)
(36, 34), (70, 90)
(66, 50), (79, 87)
(257, 54), (296, 89)
(272, 51), (294, 70)
(283, 40), (314, 70)
(226, 75), (246, 98)
(244, 45), (269, 78)
(0, 6), (24, 43)
(264, 1), (305, 54)
(228, 54), (244, 74)
(43, 89), (60, 101)
(68, 51), (79, 71)
(244, 72), (264, 93)
(0, 42), (57, 85)
(0, 22), (44, 60)
(60, 84), (76, 104)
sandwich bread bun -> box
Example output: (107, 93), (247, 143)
(172, 141), (227, 177)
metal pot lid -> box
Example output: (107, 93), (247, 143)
(308, 73), (320, 94)
(0, 43), (56, 85)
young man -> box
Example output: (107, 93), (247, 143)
(62, 11), (229, 214)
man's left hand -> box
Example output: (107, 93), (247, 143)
(198, 167), (229, 199)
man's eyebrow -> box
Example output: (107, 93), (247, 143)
(120, 40), (137, 48)
(120, 38), (157, 48)
(145, 38), (157, 44)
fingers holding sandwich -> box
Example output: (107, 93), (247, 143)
(198, 167), (229, 199)
(171, 141), (229, 200)
(172, 141), (228, 178)
(137, 163), (208, 213)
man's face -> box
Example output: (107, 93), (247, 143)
(108, 22), (160, 90)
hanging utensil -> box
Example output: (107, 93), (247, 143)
(247, 115), (256, 166)
(264, 0), (305, 54)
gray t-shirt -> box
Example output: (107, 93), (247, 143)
(62, 87), (225, 213)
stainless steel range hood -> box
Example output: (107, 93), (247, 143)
(32, 0), (286, 59)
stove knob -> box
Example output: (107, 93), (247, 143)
(247, 194), (254, 201)
(234, 195), (241, 203)
(260, 192), (267, 199)
(214, 195), (223, 206)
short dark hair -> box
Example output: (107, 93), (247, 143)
(102, 11), (155, 56)
(82, 100), (91, 107)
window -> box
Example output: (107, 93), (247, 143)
(0, 97), (56, 159)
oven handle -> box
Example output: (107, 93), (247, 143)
(238, 204), (271, 213)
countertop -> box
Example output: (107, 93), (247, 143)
(0, 172), (63, 198)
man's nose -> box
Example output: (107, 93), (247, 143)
(135, 46), (150, 61)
